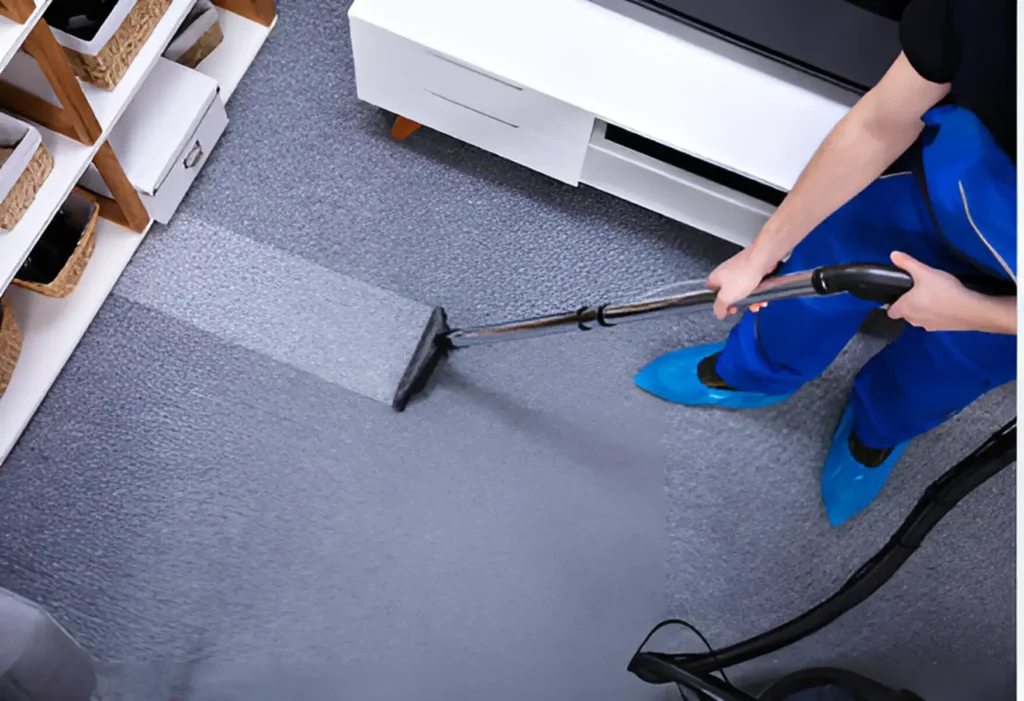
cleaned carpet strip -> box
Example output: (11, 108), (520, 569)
(114, 215), (437, 406)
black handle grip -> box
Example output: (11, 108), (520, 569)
(812, 263), (1017, 306)
(812, 264), (913, 305)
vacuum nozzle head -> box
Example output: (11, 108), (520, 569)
(392, 306), (451, 412)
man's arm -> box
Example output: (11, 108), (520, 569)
(971, 295), (1017, 335)
(745, 53), (951, 271)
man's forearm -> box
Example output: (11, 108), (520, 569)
(747, 100), (924, 269)
(967, 292), (1017, 335)
(744, 53), (951, 270)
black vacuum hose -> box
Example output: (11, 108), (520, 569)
(629, 418), (1016, 682)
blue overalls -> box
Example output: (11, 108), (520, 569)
(635, 105), (1016, 525)
(716, 105), (1017, 449)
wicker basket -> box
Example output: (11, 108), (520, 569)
(178, 19), (223, 69)
(59, 0), (173, 90)
(0, 296), (22, 397)
(0, 142), (53, 231)
(13, 195), (99, 298)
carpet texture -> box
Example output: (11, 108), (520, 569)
(0, 1), (1014, 700)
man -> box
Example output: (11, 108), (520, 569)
(635, 0), (1017, 526)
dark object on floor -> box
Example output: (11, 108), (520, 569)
(0, 586), (96, 701)
(393, 263), (1015, 411)
(756, 667), (925, 700)
(44, 0), (119, 41)
(16, 200), (91, 286)
(675, 661), (926, 700)
(628, 418), (1015, 696)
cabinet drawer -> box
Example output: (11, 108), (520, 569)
(412, 50), (592, 144)
(581, 122), (778, 247)
(369, 80), (588, 184)
(351, 17), (593, 145)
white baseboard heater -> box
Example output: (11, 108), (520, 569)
(581, 120), (786, 247)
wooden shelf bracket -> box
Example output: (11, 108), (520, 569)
(0, 0), (36, 24)
(0, 21), (103, 145)
(87, 142), (150, 233)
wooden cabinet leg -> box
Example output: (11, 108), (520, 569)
(0, 21), (103, 144)
(390, 116), (421, 141)
(212, 0), (276, 26)
(93, 142), (150, 233)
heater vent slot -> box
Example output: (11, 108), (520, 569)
(603, 124), (788, 206)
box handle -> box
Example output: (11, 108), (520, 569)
(183, 141), (204, 169)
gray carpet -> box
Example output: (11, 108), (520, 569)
(0, 1), (1015, 700)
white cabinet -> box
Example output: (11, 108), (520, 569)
(349, 18), (593, 185)
(347, 0), (860, 249)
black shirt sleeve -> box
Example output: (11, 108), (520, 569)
(899, 0), (957, 83)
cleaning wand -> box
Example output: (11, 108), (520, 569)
(392, 263), (933, 411)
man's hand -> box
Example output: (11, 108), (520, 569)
(887, 251), (1017, 334)
(707, 248), (779, 320)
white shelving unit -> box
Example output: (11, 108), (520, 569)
(0, 0), (200, 290)
(0, 1), (276, 463)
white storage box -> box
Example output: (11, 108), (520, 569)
(49, 0), (174, 89)
(78, 58), (227, 223)
(0, 112), (52, 233)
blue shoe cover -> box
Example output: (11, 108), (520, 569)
(634, 342), (794, 409)
(821, 404), (909, 527)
